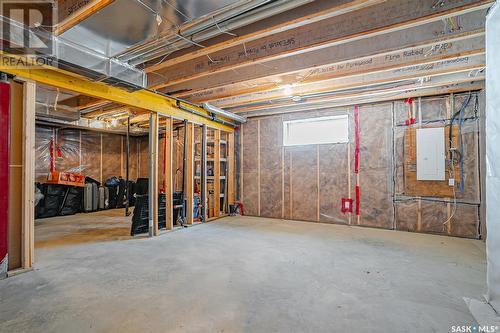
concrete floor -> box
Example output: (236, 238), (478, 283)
(34, 209), (134, 248)
(0, 216), (486, 332)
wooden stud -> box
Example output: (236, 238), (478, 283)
(164, 117), (173, 230)
(227, 132), (235, 205)
(347, 141), (352, 225)
(149, 113), (159, 236)
(214, 130), (220, 217)
(257, 120), (261, 216)
(22, 81), (35, 269)
(417, 198), (422, 232)
(289, 151), (293, 220)
(281, 145), (285, 220)
(99, 133), (103, 183)
(316, 145), (320, 222)
(240, 125), (244, 204)
(185, 123), (194, 225)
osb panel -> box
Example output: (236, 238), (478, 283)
(81, 131), (101, 182)
(290, 146), (318, 222)
(35, 126), (52, 182)
(56, 129), (81, 173)
(259, 117), (283, 219)
(404, 125), (459, 197)
(394, 200), (419, 232)
(102, 133), (122, 181)
(319, 144), (349, 224)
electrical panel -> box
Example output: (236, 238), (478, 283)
(416, 127), (445, 181)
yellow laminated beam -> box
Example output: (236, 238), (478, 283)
(0, 55), (235, 132)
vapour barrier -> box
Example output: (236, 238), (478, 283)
(238, 92), (482, 239)
(35, 125), (144, 184)
(486, 2), (500, 313)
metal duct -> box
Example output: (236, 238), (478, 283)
(202, 102), (247, 123)
(117, 0), (274, 63)
(0, 15), (146, 88)
(121, 0), (314, 65)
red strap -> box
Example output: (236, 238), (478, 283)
(354, 106), (360, 174)
(355, 186), (360, 216)
(49, 138), (55, 173)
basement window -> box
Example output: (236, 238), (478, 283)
(283, 115), (349, 146)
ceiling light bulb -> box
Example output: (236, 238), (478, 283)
(283, 84), (293, 96)
(111, 118), (118, 126)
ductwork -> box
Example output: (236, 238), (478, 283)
(119, 0), (314, 66)
(203, 102), (247, 123)
(0, 15), (146, 88)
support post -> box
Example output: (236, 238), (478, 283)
(164, 117), (173, 230)
(214, 129), (220, 218)
(185, 123), (194, 225)
(148, 112), (159, 237)
(201, 125), (207, 222)
(22, 81), (35, 269)
(228, 132), (235, 206)
(125, 116), (130, 216)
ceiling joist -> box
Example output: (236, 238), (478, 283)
(148, 0), (492, 91)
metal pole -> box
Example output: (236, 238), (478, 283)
(148, 113), (154, 237)
(201, 125), (207, 222)
(125, 116), (130, 216)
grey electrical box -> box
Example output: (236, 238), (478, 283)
(416, 127), (446, 181)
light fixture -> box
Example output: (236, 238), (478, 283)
(283, 84), (293, 96)
(110, 118), (118, 127)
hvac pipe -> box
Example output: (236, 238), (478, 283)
(125, 0), (313, 65)
(202, 102), (247, 123)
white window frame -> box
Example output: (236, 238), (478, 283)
(283, 115), (349, 146)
